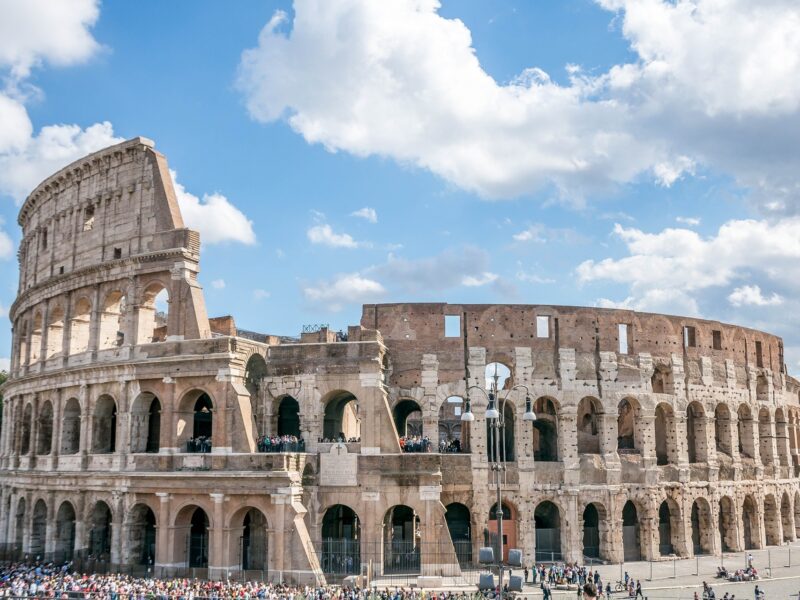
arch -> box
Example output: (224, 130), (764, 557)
(98, 290), (127, 349)
(36, 400), (53, 455)
(45, 305), (65, 359)
(61, 398), (81, 454)
(244, 353), (267, 436)
(445, 503), (472, 566)
(577, 397), (601, 454)
(225, 507), (270, 573)
(742, 495), (760, 550)
(383, 505), (420, 574)
(763, 494), (781, 546)
(719, 496), (737, 552)
(486, 401), (515, 462)
(92, 395), (117, 453)
(438, 396), (466, 453)
(14, 497), (25, 552)
(393, 399), (422, 438)
(88, 501), (112, 560)
(321, 504), (360, 575)
(19, 403), (32, 455)
(55, 501), (76, 561)
(534, 501), (562, 562)
(781, 492), (793, 543)
(488, 501), (517, 563)
(655, 403), (677, 465)
(714, 404), (733, 456)
(16, 319), (28, 366)
(533, 397), (558, 461)
(737, 404), (755, 459)
(756, 374), (769, 403)
(775, 408), (790, 467)
(485, 362), (512, 390)
(658, 500), (675, 556)
(29, 311), (42, 363)
(651, 365), (673, 394)
(174, 505), (210, 568)
(176, 390), (214, 451)
(758, 408), (773, 466)
(69, 297), (92, 355)
(278, 396), (301, 437)
(690, 498), (713, 555)
(136, 282), (170, 344)
(617, 398), (640, 452)
(323, 391), (360, 441)
(686, 402), (707, 463)
(622, 500), (642, 561)
(123, 504), (157, 566)
(795, 492), (800, 539)
(30, 499), (47, 559)
(582, 503), (605, 560)
(130, 393), (161, 453)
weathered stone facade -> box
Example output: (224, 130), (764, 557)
(2, 138), (800, 583)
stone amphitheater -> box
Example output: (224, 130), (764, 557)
(2, 137), (800, 584)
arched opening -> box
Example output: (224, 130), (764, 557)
(321, 504), (360, 575)
(30, 499), (47, 559)
(383, 505), (420, 574)
(14, 498), (25, 553)
(622, 501), (642, 561)
(92, 395), (117, 454)
(651, 366), (672, 394)
(582, 503), (601, 559)
(88, 501), (112, 560)
(20, 403), (32, 455)
(438, 397), (467, 453)
(485, 362), (512, 390)
(533, 397), (558, 461)
(781, 492), (793, 543)
(323, 391), (360, 442)
(124, 504), (156, 566)
(445, 503), (472, 566)
(131, 393), (162, 453)
(658, 501), (674, 556)
(244, 354), (267, 438)
(534, 501), (562, 562)
(29, 312), (42, 363)
(69, 297), (92, 355)
(577, 397), (601, 454)
(719, 496), (737, 552)
(36, 400), (53, 455)
(795, 492), (800, 539)
(486, 401), (515, 462)
(393, 399), (423, 438)
(714, 404), (733, 456)
(758, 408), (773, 466)
(181, 507), (209, 568)
(742, 495), (759, 550)
(55, 502), (76, 562)
(756, 374), (769, 403)
(61, 398), (81, 454)
(488, 502), (517, 562)
(98, 290), (127, 349)
(241, 509), (269, 572)
(278, 396), (301, 437)
(763, 494), (780, 546)
(655, 403), (676, 465)
(737, 404), (755, 459)
(775, 408), (789, 467)
(691, 499), (713, 555)
(135, 283), (170, 344)
(17, 319), (28, 366)
(46, 306), (65, 359)
(617, 398), (638, 452)
(190, 393), (213, 452)
(686, 402), (707, 463)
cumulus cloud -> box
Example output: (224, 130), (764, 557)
(211, 279), (226, 289)
(171, 171), (256, 245)
(253, 289), (271, 300)
(728, 285), (783, 307)
(462, 272), (498, 287)
(351, 207), (378, 223)
(303, 273), (385, 311)
(307, 224), (359, 248)
(676, 216), (701, 226)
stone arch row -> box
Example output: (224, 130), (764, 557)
(11, 277), (173, 372)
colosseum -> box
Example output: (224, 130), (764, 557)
(2, 137), (800, 584)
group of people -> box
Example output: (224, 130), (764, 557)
(318, 437), (361, 444)
(186, 436), (212, 454)
(716, 565), (760, 582)
(399, 436), (433, 453)
(523, 564), (643, 600)
(257, 435), (305, 453)
(438, 439), (463, 453)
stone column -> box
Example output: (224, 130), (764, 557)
(29, 395), (39, 458)
(110, 493), (124, 567)
(51, 389), (63, 463)
(44, 492), (56, 560)
(640, 516), (659, 561)
(155, 493), (171, 568)
(61, 292), (73, 364)
(559, 411), (579, 485)
(209, 493), (226, 577)
(271, 494), (287, 577)
(159, 381), (177, 453)
(39, 301), (50, 365)
(88, 284), (102, 355)
(74, 493), (86, 557)
(79, 385), (91, 462)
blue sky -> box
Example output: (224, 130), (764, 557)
(2, 0), (800, 371)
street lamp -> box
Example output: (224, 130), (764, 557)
(461, 367), (535, 597)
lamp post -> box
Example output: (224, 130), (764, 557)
(461, 367), (536, 597)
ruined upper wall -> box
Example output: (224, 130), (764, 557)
(362, 303), (788, 388)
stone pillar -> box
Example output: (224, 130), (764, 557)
(88, 284), (102, 355)
(110, 493), (124, 566)
(208, 493), (226, 577)
(39, 301), (50, 365)
(159, 381), (177, 453)
(271, 494), (287, 577)
(44, 492), (56, 559)
(640, 516), (659, 561)
(29, 395), (39, 458)
(116, 380), (131, 460)
(60, 292), (73, 364)
(559, 412), (579, 485)
(74, 493), (86, 557)
(51, 389), (63, 462)
(155, 493), (171, 568)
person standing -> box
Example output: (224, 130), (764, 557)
(635, 580), (643, 600)
(584, 583), (599, 600)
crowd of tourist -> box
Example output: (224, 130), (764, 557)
(399, 437), (433, 453)
(186, 436), (212, 454)
(522, 563), (643, 600)
(438, 439), (463, 454)
(257, 435), (305, 453)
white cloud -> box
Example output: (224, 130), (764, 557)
(211, 279), (226, 290)
(513, 225), (546, 243)
(728, 285), (783, 308)
(171, 171), (256, 245)
(303, 273), (385, 311)
(351, 207), (378, 223)
(517, 270), (555, 285)
(0, 302), (7, 318)
(253, 289), (271, 300)
(307, 224), (359, 248)
(462, 272), (498, 287)
(676, 216), (701, 226)
(653, 156), (695, 187)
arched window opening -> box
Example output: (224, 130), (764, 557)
(321, 505), (360, 575)
(485, 362), (511, 390)
(617, 399), (638, 452)
(438, 397), (467, 453)
(775, 408), (789, 467)
(719, 496), (737, 552)
(20, 404), (32, 455)
(486, 402), (515, 462)
(92, 396), (117, 454)
(655, 404), (676, 465)
(622, 501), (642, 561)
(393, 399), (422, 439)
(55, 502), (76, 562)
(533, 397), (558, 461)
(98, 291), (127, 349)
(241, 509), (268, 572)
(488, 502), (516, 563)
(323, 391), (360, 442)
(61, 398), (81, 454)
(534, 501), (562, 562)
(30, 500), (47, 558)
(130, 394), (161, 454)
(36, 401), (53, 455)
(124, 504), (156, 567)
(278, 396), (301, 437)
(445, 503), (472, 566)
(756, 374), (769, 403)
(738, 404), (755, 459)
(794, 492), (800, 540)
(188, 508), (209, 568)
(651, 366), (672, 394)
(691, 499), (712, 555)
(714, 404), (732, 456)
(658, 501), (674, 556)
(14, 498), (25, 553)
(46, 306), (65, 359)
(577, 397), (601, 454)
(189, 393), (213, 453)
(781, 493), (793, 543)
(69, 298), (92, 355)
(17, 320), (28, 366)
(136, 284), (169, 344)
(763, 495), (781, 546)
(758, 408), (773, 466)
(686, 402), (707, 464)
(383, 505), (420, 574)
(29, 312), (42, 363)
(244, 354), (267, 437)
(742, 495), (759, 550)
(89, 501), (113, 560)
(147, 398), (161, 453)
(582, 504), (600, 559)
